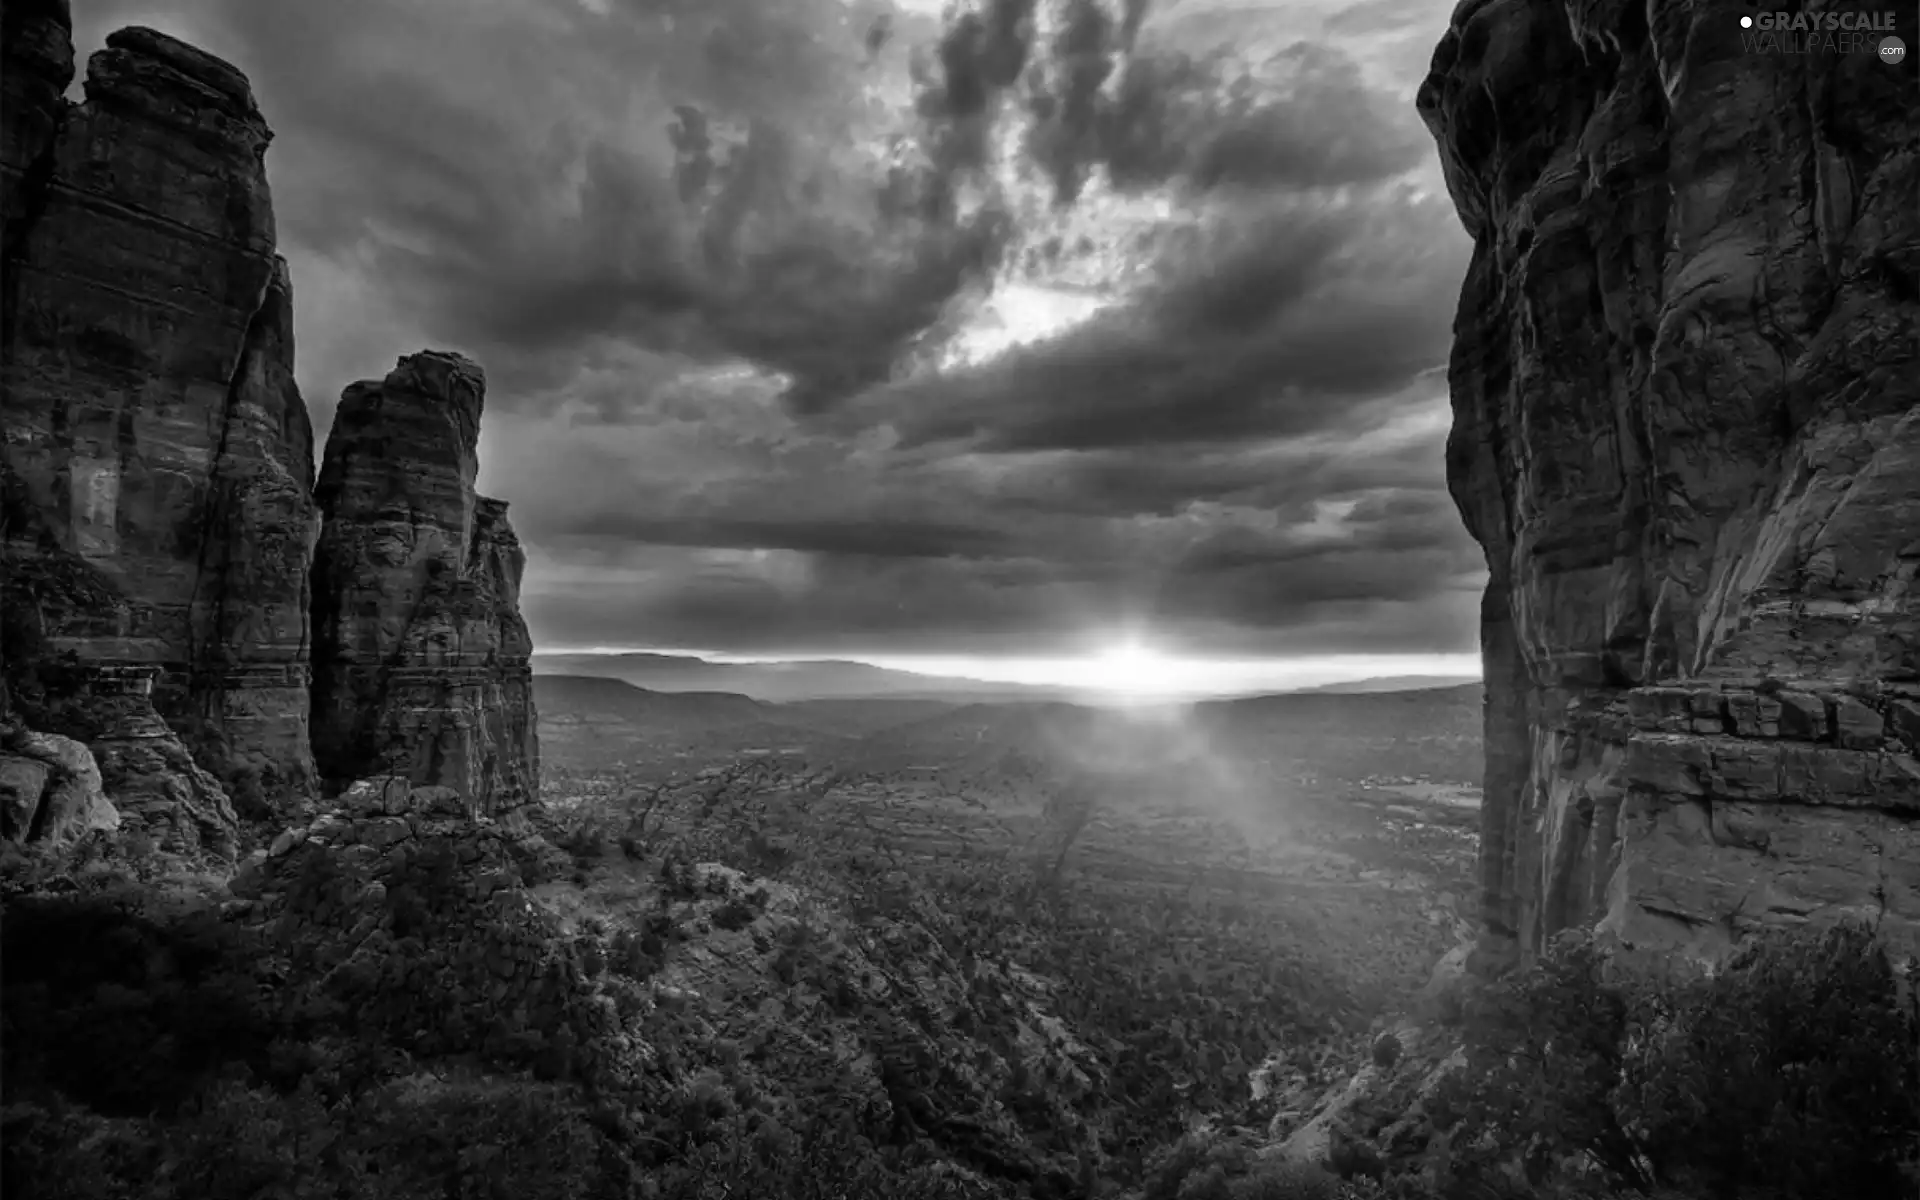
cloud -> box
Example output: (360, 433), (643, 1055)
(490, 365), (1483, 657)
(1037, 36), (1431, 201)
(65, 0), (1479, 661)
(844, 185), (1467, 452)
(73, 0), (1013, 406)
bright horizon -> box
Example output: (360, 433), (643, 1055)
(535, 643), (1482, 697)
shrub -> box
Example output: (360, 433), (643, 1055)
(0, 895), (277, 1116)
(711, 898), (758, 932)
(1440, 921), (1920, 1200)
(1617, 921), (1920, 1198)
(1141, 1131), (1377, 1200)
(1440, 930), (1647, 1189)
(1370, 1033), (1402, 1070)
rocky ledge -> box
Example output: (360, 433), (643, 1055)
(1418, 0), (1919, 969)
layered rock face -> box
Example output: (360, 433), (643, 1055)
(310, 353), (541, 814)
(2, 7), (539, 842)
(1418, 0), (1919, 969)
(2, 9), (319, 809)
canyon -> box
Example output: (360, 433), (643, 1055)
(1419, 0), (1920, 970)
(2, 0), (1916, 981)
(0, 3), (537, 852)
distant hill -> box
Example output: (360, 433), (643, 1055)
(775, 697), (964, 736)
(532, 676), (972, 772)
(534, 675), (781, 733)
(534, 668), (1485, 787)
(1294, 675), (1481, 695)
(534, 652), (1067, 704)
(534, 675), (830, 771)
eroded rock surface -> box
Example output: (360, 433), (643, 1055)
(1, 14), (318, 810)
(74, 667), (242, 859)
(1418, 0), (1919, 969)
(0, 724), (119, 846)
(2, 13), (540, 837)
(310, 353), (540, 814)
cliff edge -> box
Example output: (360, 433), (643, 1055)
(1418, 0), (1919, 970)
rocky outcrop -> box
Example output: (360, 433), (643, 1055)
(1, 12), (541, 836)
(1418, 0), (1919, 970)
(310, 353), (541, 814)
(71, 667), (242, 858)
(226, 775), (619, 1079)
(0, 724), (119, 846)
(1, 14), (319, 810)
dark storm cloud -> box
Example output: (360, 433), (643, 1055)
(851, 187), (1466, 452)
(516, 508), (1484, 657)
(80, 0), (1015, 407)
(541, 512), (1018, 560)
(495, 376), (1480, 659)
(70, 0), (1480, 660)
(1034, 36), (1431, 202)
(909, 1), (1431, 208)
(1176, 495), (1472, 580)
(75, 0), (1434, 418)
(522, 556), (1093, 655)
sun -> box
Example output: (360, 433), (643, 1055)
(1082, 638), (1180, 695)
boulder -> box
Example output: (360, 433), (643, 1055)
(0, 726), (119, 845)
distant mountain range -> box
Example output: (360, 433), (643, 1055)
(1293, 675), (1481, 695)
(532, 652), (1479, 704)
(533, 672), (1485, 785)
(533, 652), (1070, 704)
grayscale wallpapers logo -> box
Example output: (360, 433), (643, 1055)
(1737, 10), (1906, 57)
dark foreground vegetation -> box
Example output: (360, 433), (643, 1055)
(4, 772), (1917, 1200)
(0, 819), (1359, 1200)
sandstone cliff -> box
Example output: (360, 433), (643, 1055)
(2, 9), (318, 814)
(1, 5), (539, 842)
(310, 352), (541, 815)
(1418, 0), (1919, 970)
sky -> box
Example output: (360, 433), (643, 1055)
(71, 0), (1482, 690)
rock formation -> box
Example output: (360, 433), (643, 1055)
(0, 725), (119, 846)
(309, 352), (541, 814)
(224, 775), (596, 1072)
(1, 5), (540, 842)
(1418, 0), (1919, 970)
(73, 666), (243, 857)
(2, 9), (319, 809)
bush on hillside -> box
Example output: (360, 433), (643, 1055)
(1141, 1129), (1390, 1200)
(0, 884), (1034, 1200)
(1436, 920), (1920, 1200)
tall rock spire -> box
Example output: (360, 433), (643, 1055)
(310, 352), (541, 813)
